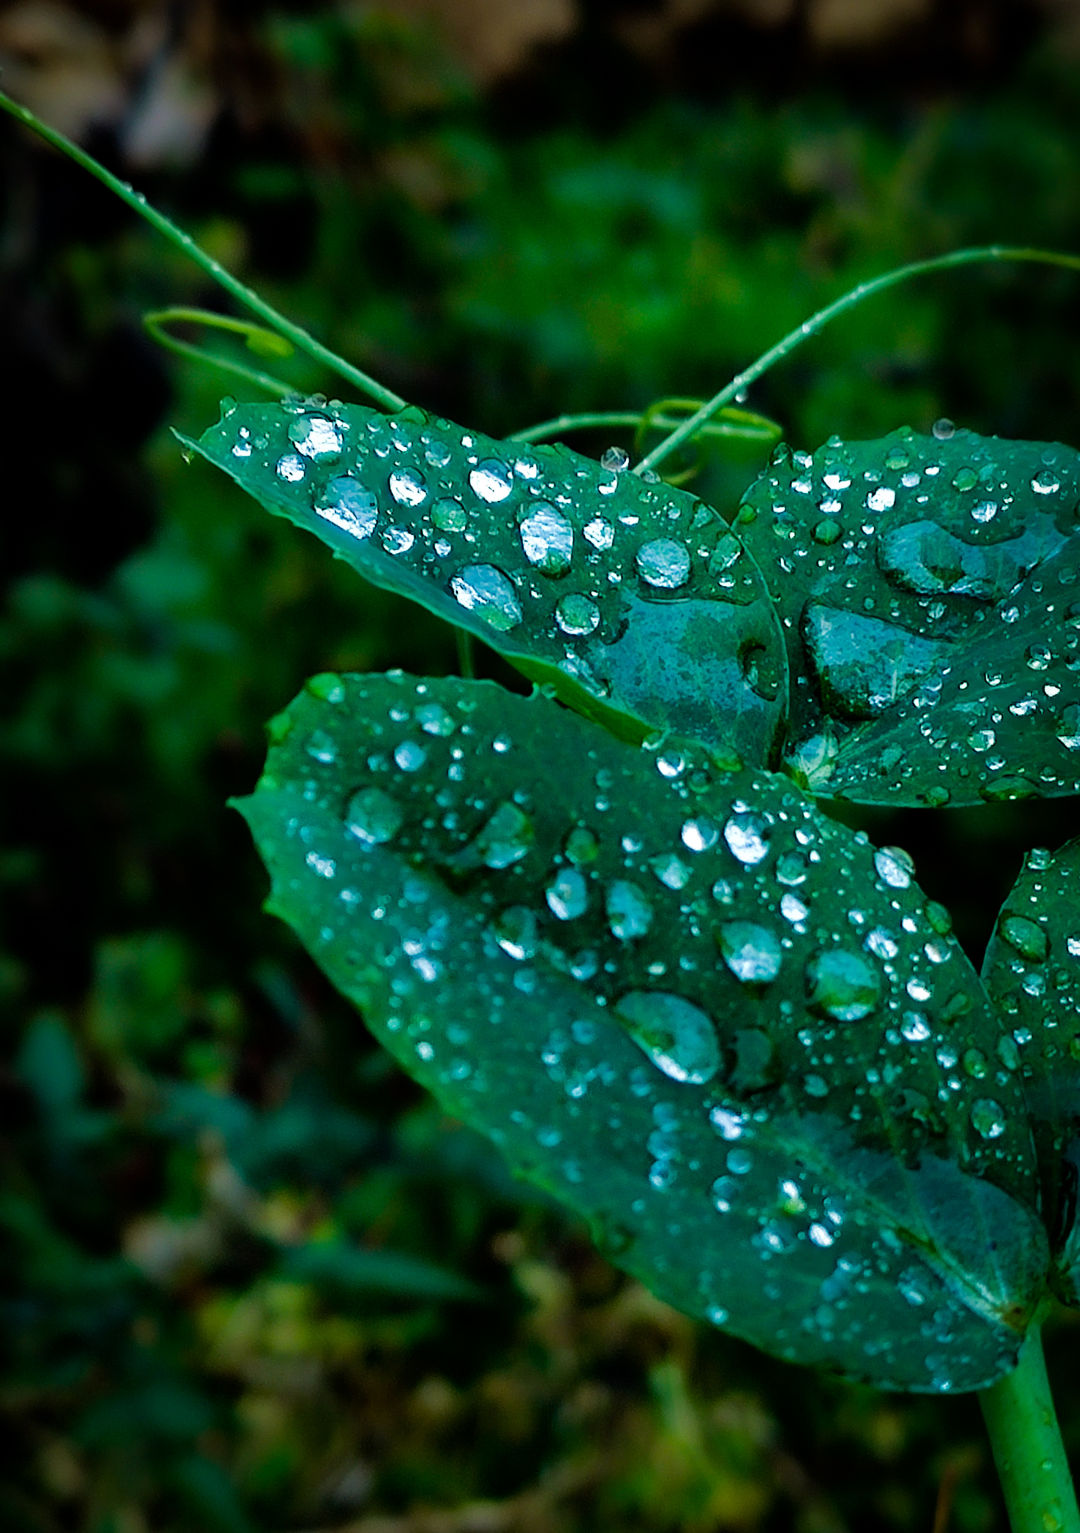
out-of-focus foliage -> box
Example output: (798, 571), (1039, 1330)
(4, 1), (1080, 1529)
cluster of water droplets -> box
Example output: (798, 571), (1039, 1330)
(732, 425), (1080, 802)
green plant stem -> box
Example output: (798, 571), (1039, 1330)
(978, 1322), (1080, 1533)
(511, 406), (778, 445)
(635, 245), (1080, 476)
(0, 89), (407, 413)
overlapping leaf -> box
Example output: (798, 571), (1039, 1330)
(236, 671), (1048, 1392)
(734, 427), (1080, 804)
(982, 839), (1080, 1303)
(185, 399), (787, 766)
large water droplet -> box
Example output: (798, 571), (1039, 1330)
(276, 452), (306, 483)
(314, 476), (378, 539)
(464, 802), (535, 869)
(493, 904), (537, 960)
(450, 565), (522, 631)
(433, 496), (467, 531)
(388, 467), (427, 507)
(614, 990), (720, 1085)
(345, 786), (404, 845)
(971, 1098), (1006, 1139)
(805, 949), (882, 1021)
(716, 921), (782, 983)
(636, 538), (691, 589)
(519, 502), (574, 574)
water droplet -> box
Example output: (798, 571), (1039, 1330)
(519, 502), (574, 574)
(416, 702), (456, 736)
(288, 414), (342, 459)
(874, 845), (914, 890)
(345, 786), (404, 845)
(314, 476), (378, 539)
(649, 852), (691, 890)
(450, 565), (522, 631)
(717, 920), (782, 983)
(901, 1012), (931, 1042)
(606, 879), (653, 939)
(951, 466), (978, 492)
(387, 467), (427, 507)
(1031, 469), (1061, 495)
(392, 738), (426, 772)
(805, 949), (882, 1021)
(433, 496), (467, 531)
(723, 811), (771, 865)
(583, 516), (614, 550)
(1056, 703), (1080, 750)
(276, 452), (306, 483)
(866, 486), (895, 512)
(681, 816), (720, 852)
(465, 801), (535, 869)
(614, 990), (720, 1085)
(305, 728), (338, 764)
(775, 851), (808, 886)
(813, 519), (843, 545)
(932, 418), (956, 440)
(493, 905), (537, 960)
(555, 593), (600, 635)
(636, 538), (692, 589)
(780, 892), (809, 923)
(865, 927), (899, 960)
(600, 445), (630, 472)
(971, 1098), (1006, 1139)
(546, 868), (588, 920)
(469, 459), (513, 503)
(999, 914), (1048, 962)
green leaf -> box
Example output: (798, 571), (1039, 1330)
(183, 399), (787, 765)
(734, 427), (1080, 803)
(235, 671), (1048, 1392)
(981, 840), (1080, 1303)
(830, 537), (1080, 806)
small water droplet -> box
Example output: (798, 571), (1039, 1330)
(606, 879), (653, 939)
(305, 728), (338, 764)
(465, 801), (535, 868)
(546, 868), (588, 920)
(345, 786), (404, 845)
(493, 904), (537, 960)
(276, 452), (306, 483)
(433, 496), (467, 531)
(469, 459), (514, 503)
(1031, 469), (1061, 495)
(600, 445), (630, 472)
(874, 845), (914, 890)
(999, 913), (1049, 961)
(388, 467), (428, 507)
(555, 593), (600, 635)
(971, 1098), (1006, 1139)
(681, 816), (720, 852)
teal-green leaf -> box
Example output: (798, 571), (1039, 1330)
(981, 839), (1080, 1304)
(235, 671), (1048, 1392)
(734, 427), (1080, 803)
(830, 537), (1080, 806)
(182, 399), (786, 765)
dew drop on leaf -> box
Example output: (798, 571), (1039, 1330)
(344, 786), (404, 846)
(545, 868), (589, 920)
(450, 565), (522, 631)
(605, 879), (653, 940)
(636, 538), (692, 589)
(873, 845), (915, 889)
(723, 811), (771, 865)
(554, 593), (600, 635)
(469, 459), (514, 503)
(518, 502), (574, 574)
(716, 920), (783, 983)
(613, 990), (721, 1085)
(288, 414), (342, 460)
(314, 476), (378, 539)
(805, 948), (882, 1021)
(999, 913), (1049, 962)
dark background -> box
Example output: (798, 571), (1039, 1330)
(4, 2), (1080, 1529)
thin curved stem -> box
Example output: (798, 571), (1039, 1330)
(978, 1321), (1080, 1533)
(0, 89), (407, 412)
(143, 309), (294, 398)
(511, 405), (779, 446)
(635, 245), (1080, 476)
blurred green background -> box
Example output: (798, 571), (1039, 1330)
(4, 2), (1080, 1529)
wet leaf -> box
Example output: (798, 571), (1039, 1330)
(982, 840), (1080, 1303)
(235, 671), (1047, 1392)
(183, 398), (787, 765)
(734, 427), (1080, 803)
